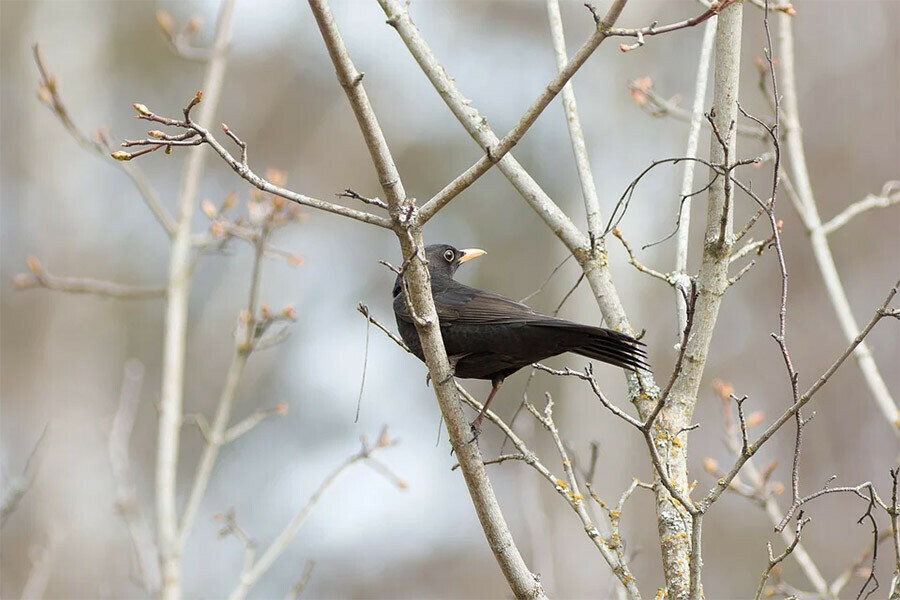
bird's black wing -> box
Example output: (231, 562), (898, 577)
(435, 286), (540, 324)
(394, 281), (539, 325)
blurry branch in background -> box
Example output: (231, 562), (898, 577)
(155, 10), (211, 62)
(228, 427), (405, 600)
(14, 256), (166, 299)
(155, 2), (236, 596)
(1, 425), (49, 528)
(821, 181), (900, 236)
(32, 44), (176, 235)
(627, 77), (765, 140)
(178, 191), (298, 559)
(284, 560), (316, 600)
(778, 12), (898, 433)
(109, 360), (161, 595)
(19, 533), (61, 600)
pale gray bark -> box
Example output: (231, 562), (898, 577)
(156, 2), (236, 597)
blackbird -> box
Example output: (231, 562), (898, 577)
(393, 244), (648, 430)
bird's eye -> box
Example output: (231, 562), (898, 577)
(443, 249), (455, 262)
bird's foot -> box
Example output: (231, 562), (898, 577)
(426, 358), (459, 388)
(467, 416), (485, 444)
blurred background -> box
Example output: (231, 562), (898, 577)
(2, 1), (898, 598)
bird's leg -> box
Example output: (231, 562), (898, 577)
(471, 376), (503, 433)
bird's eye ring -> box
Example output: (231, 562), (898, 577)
(443, 249), (455, 262)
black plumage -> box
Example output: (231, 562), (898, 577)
(393, 244), (648, 429)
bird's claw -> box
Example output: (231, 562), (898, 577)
(467, 420), (483, 444)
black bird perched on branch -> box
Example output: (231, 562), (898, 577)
(393, 244), (648, 430)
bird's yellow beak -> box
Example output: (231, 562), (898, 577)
(458, 248), (486, 264)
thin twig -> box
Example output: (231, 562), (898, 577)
(755, 513), (811, 600)
(821, 181), (900, 235)
(1, 425), (50, 528)
(15, 259), (165, 299)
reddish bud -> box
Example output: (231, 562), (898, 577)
(745, 411), (765, 428)
(703, 457), (719, 474)
(13, 273), (36, 289)
(287, 254), (304, 267)
(629, 77), (652, 106)
(265, 168), (287, 187)
(25, 256), (42, 274)
(37, 86), (52, 105)
(200, 200), (217, 219)
(274, 402), (289, 416)
(772, 482), (785, 495)
(282, 303), (297, 320)
(185, 16), (202, 35)
(156, 10), (175, 36)
(148, 130), (165, 139)
(260, 303), (271, 319)
(712, 379), (734, 402)
(210, 220), (225, 238)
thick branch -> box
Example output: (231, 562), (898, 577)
(309, 2), (545, 597)
(417, 0), (629, 223)
(546, 0), (603, 239)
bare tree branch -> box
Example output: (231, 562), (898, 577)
(15, 257), (165, 299)
(180, 213), (285, 551)
(755, 513), (810, 600)
(109, 360), (161, 594)
(155, 2), (236, 596)
(229, 429), (403, 600)
(117, 113), (393, 229)
(777, 11), (899, 434)
(821, 181), (900, 235)
(32, 44), (176, 236)
(415, 0), (633, 223)
(607, 0), (737, 52)
(1, 425), (49, 528)
(702, 281), (900, 514)
(308, 1), (546, 597)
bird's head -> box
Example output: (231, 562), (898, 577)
(392, 244), (486, 298)
(425, 244), (486, 280)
